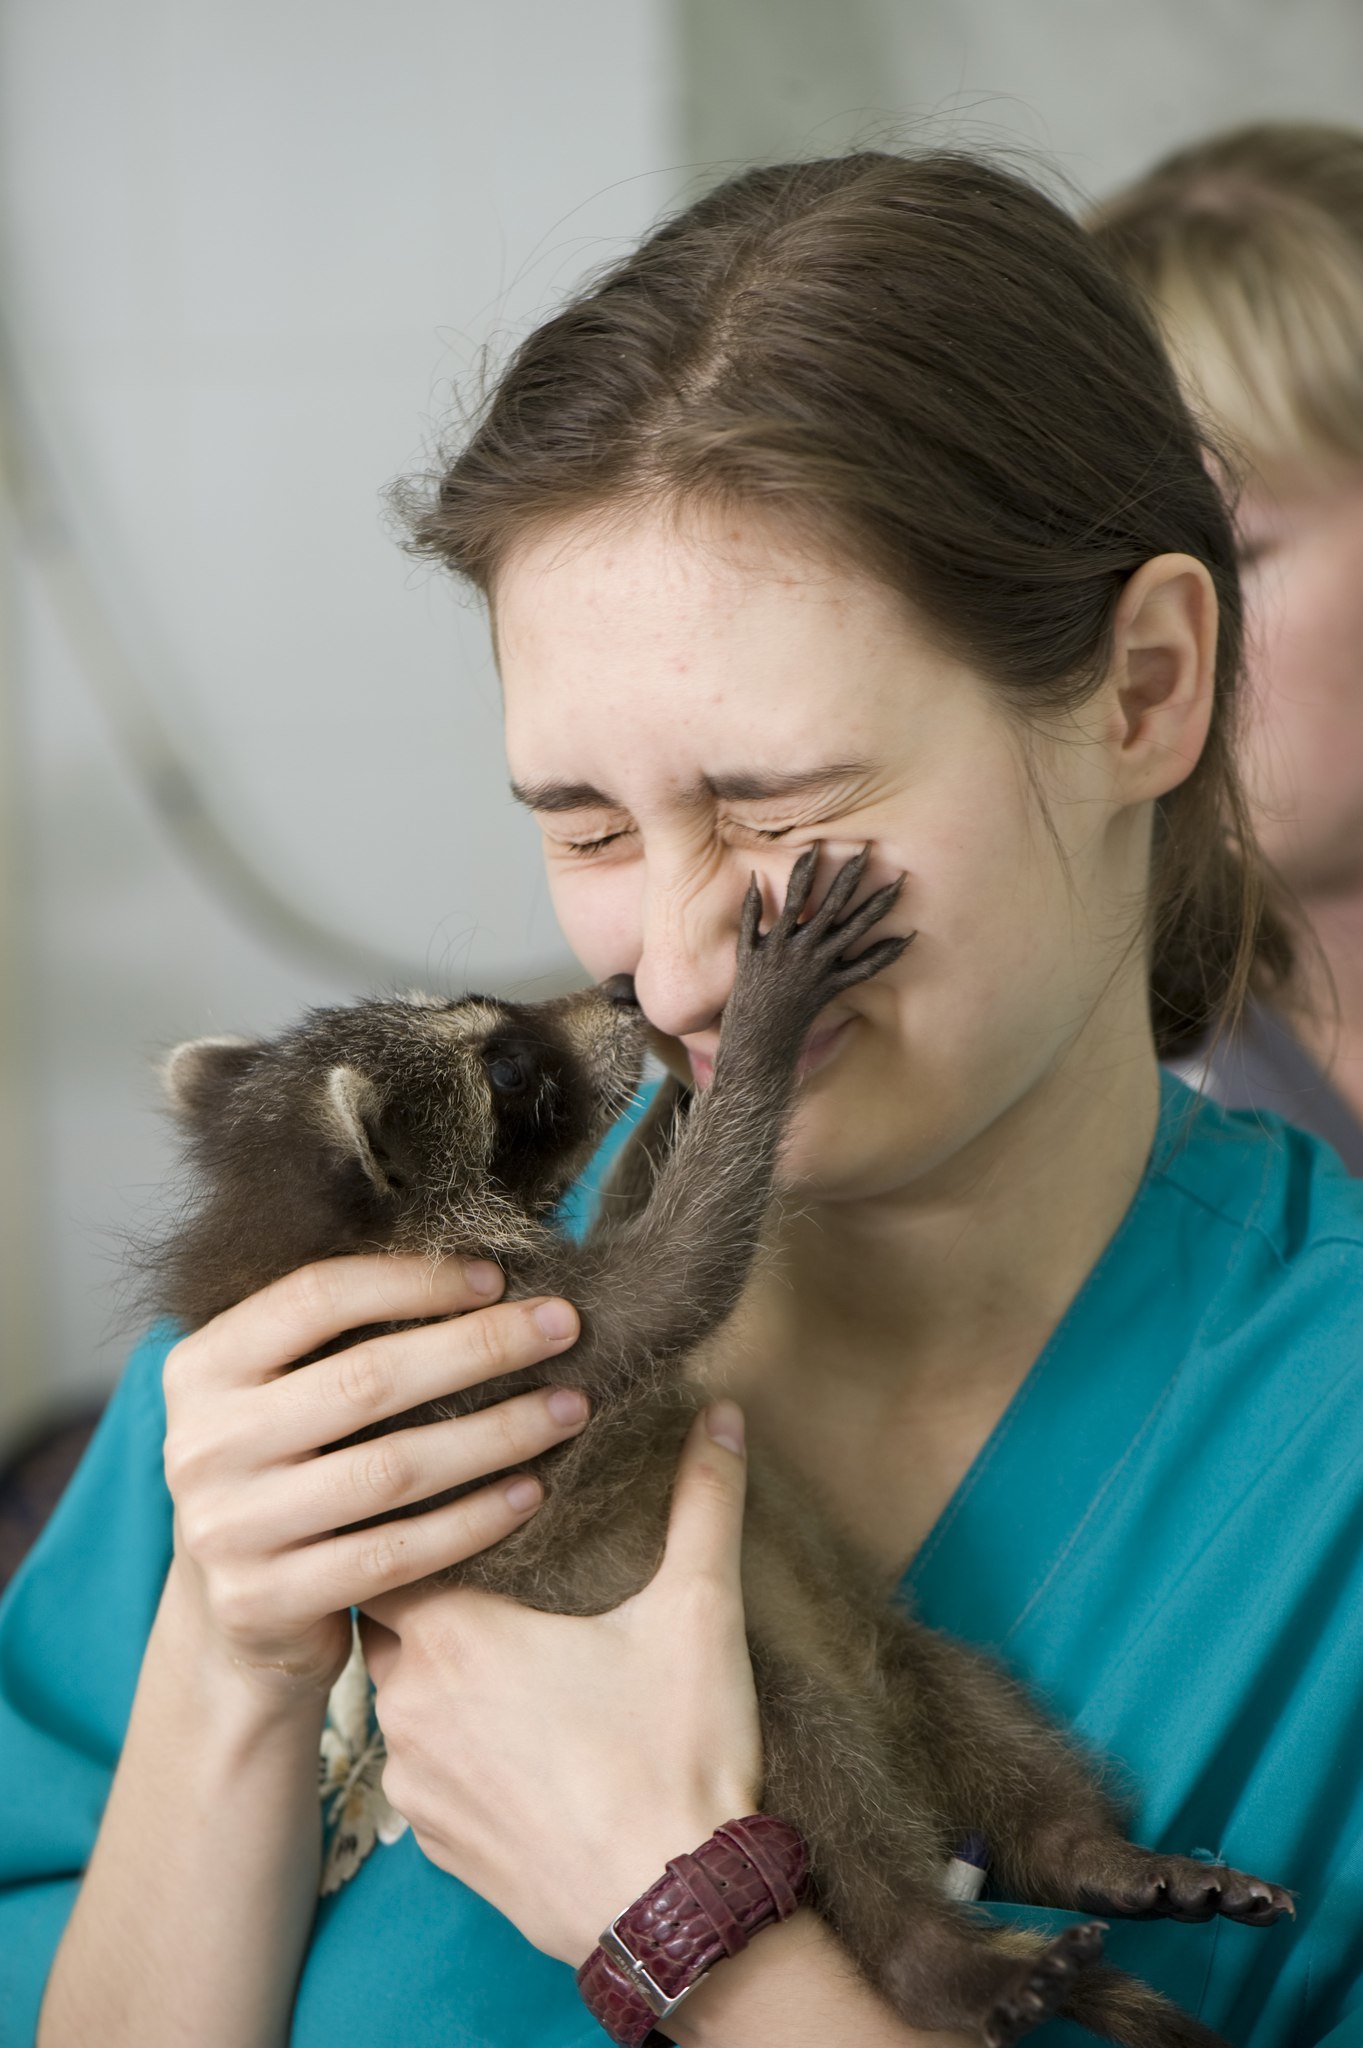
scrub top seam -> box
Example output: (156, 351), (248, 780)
(996, 1156), (1269, 1648)
(997, 1359), (1185, 1649)
(1155, 1172), (1363, 1268)
(907, 1149), (1159, 1584)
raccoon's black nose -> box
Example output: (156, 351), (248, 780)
(600, 974), (639, 1008)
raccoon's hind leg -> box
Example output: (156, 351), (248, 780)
(1048, 1841), (1291, 1927)
(873, 1610), (1293, 1927)
(751, 1644), (1105, 2045)
(879, 1931), (1234, 2048)
(876, 1910), (1107, 2047)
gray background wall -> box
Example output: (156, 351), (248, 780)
(4, 0), (1362, 1446)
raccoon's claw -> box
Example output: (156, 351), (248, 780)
(1077, 1854), (1294, 1925)
(984, 1923), (1105, 2048)
(825, 931), (914, 996)
(729, 844), (911, 1047)
(743, 846), (909, 973)
(800, 842), (870, 931)
(769, 844), (823, 935)
(738, 873), (765, 953)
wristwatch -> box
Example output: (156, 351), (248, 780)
(575, 1814), (811, 2047)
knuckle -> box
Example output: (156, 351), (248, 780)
(357, 1528), (408, 1587)
(163, 1428), (212, 1501)
(461, 1306), (509, 1377)
(487, 1395), (530, 1458)
(161, 1337), (194, 1401)
(355, 1437), (416, 1510)
(689, 1457), (738, 1508)
(419, 1491), (491, 1570)
(178, 1496), (231, 1561)
(276, 1259), (340, 1333)
(335, 1341), (393, 1417)
(675, 1568), (729, 1625)
(211, 1568), (262, 1638)
(380, 1755), (412, 1813)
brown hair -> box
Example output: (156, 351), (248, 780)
(400, 150), (1293, 1055)
(1090, 123), (1363, 479)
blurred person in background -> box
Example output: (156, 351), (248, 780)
(1095, 124), (1363, 1172)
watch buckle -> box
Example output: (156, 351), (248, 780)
(599, 1918), (700, 2023)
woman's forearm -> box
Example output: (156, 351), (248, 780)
(38, 1561), (327, 2048)
(666, 1910), (975, 2048)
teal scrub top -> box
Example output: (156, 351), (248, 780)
(2, 1074), (1362, 2047)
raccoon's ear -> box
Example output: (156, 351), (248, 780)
(324, 1066), (395, 1194)
(161, 1037), (262, 1122)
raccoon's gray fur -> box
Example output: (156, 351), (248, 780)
(149, 848), (1290, 2048)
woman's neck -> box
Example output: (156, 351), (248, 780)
(1291, 881), (1363, 1122)
(698, 1037), (1162, 1568)
(769, 1043), (1156, 1389)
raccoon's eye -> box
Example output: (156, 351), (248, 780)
(486, 1054), (530, 1095)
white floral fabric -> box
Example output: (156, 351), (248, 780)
(317, 1618), (408, 1895)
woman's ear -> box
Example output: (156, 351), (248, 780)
(1104, 552), (1218, 805)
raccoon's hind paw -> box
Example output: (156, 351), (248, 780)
(983, 1922), (1106, 2048)
(1077, 1852), (1293, 1926)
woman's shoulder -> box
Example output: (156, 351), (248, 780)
(1153, 1069), (1363, 1274)
(0, 1325), (178, 2038)
(0, 1320), (176, 1706)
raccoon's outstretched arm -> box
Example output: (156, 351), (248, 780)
(526, 847), (910, 1401)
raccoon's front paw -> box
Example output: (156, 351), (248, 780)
(727, 845), (912, 1046)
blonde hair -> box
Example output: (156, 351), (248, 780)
(1091, 123), (1363, 479)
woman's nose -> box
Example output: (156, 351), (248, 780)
(629, 868), (751, 1039)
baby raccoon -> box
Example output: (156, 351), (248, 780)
(152, 847), (1289, 2048)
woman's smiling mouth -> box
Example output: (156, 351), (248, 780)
(685, 1016), (854, 1092)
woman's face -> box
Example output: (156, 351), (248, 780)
(495, 508), (1153, 1204)
(1235, 471), (1363, 896)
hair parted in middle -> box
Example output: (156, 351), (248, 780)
(399, 148), (1293, 1055)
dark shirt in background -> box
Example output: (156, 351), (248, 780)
(1169, 996), (1363, 1176)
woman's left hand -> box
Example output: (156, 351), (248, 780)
(358, 1401), (763, 1965)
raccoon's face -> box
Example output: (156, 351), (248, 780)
(462, 970), (642, 1196)
(162, 978), (646, 1255)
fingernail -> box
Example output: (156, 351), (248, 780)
(532, 1299), (577, 1341)
(505, 1476), (542, 1512)
(706, 1401), (745, 1455)
(547, 1386), (589, 1426)
(465, 1259), (503, 1297)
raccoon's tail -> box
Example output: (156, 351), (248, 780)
(1060, 1960), (1229, 2048)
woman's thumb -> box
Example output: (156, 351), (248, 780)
(659, 1401), (748, 1588)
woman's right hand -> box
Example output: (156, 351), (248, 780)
(161, 1254), (585, 1702)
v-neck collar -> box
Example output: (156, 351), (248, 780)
(902, 1074), (1244, 1648)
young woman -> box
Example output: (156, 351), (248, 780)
(3, 151), (1361, 2048)
(1095, 123), (1363, 1170)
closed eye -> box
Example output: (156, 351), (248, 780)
(556, 818), (813, 859)
(563, 830), (629, 855)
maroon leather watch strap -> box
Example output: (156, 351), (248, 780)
(576, 1815), (811, 2047)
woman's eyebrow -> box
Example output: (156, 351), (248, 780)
(508, 763), (870, 812)
(508, 777), (611, 813)
(705, 763), (871, 802)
